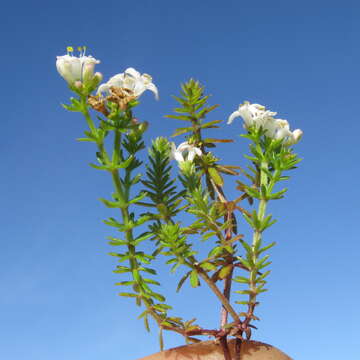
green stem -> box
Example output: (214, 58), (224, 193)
(248, 160), (268, 306)
(80, 96), (96, 134)
(112, 130), (121, 165)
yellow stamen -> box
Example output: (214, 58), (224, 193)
(67, 46), (74, 53)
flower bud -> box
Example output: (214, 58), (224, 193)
(90, 72), (103, 90)
(74, 80), (83, 89)
(138, 121), (149, 134)
(292, 129), (303, 143)
(284, 129), (303, 146)
(93, 72), (103, 83)
(82, 62), (96, 83)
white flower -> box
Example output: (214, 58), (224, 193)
(56, 47), (100, 86)
(273, 119), (291, 140)
(97, 67), (159, 100)
(273, 120), (303, 145)
(227, 101), (277, 129)
(284, 129), (303, 146)
(171, 142), (202, 163)
(228, 101), (303, 146)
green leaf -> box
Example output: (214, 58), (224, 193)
(256, 255), (270, 269)
(128, 192), (148, 205)
(244, 186), (261, 199)
(208, 246), (223, 258)
(208, 167), (224, 186)
(256, 270), (271, 282)
(235, 300), (250, 305)
(201, 231), (217, 241)
(234, 276), (250, 284)
(89, 163), (108, 171)
(153, 303), (172, 312)
(151, 292), (166, 302)
(200, 120), (222, 129)
(218, 265), (233, 279)
(165, 258), (177, 265)
(190, 270), (200, 288)
(235, 289), (254, 295)
(116, 280), (136, 286)
(203, 138), (234, 143)
(113, 265), (131, 273)
(239, 240), (252, 254)
(76, 137), (96, 142)
(238, 257), (252, 270)
(260, 215), (277, 231)
(143, 278), (160, 286)
(139, 267), (157, 275)
(171, 127), (193, 137)
(99, 197), (127, 209)
(257, 261), (272, 270)
(108, 237), (128, 246)
(118, 292), (138, 298)
(135, 214), (151, 227)
(114, 155), (134, 169)
(200, 262), (217, 271)
(144, 315), (150, 332)
(243, 213), (255, 229)
(176, 271), (191, 292)
(134, 233), (153, 246)
(165, 114), (191, 121)
(268, 188), (288, 200)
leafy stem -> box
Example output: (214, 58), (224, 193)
(248, 161), (268, 310)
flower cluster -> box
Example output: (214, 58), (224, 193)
(56, 47), (158, 101)
(228, 101), (303, 146)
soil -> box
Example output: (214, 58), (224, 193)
(137, 339), (292, 360)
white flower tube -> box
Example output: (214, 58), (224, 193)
(171, 142), (202, 163)
(56, 47), (100, 87)
(227, 101), (277, 129)
(98, 67), (159, 100)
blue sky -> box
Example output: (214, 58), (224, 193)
(1, 0), (360, 359)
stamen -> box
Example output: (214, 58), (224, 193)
(67, 46), (74, 56)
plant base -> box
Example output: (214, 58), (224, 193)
(137, 339), (292, 360)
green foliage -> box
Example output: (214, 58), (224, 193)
(141, 137), (185, 222)
(61, 76), (302, 348)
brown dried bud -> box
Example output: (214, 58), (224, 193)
(87, 95), (109, 116)
(107, 86), (136, 111)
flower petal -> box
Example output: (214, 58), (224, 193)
(97, 83), (110, 96)
(125, 67), (141, 79)
(177, 141), (191, 152)
(187, 149), (196, 162)
(146, 82), (159, 100)
(227, 110), (240, 124)
(174, 151), (184, 162)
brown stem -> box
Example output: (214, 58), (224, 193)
(196, 268), (240, 324)
(235, 338), (242, 360)
(185, 328), (219, 337)
(219, 336), (232, 360)
(220, 199), (236, 330)
(220, 265), (234, 329)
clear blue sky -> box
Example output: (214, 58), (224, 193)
(1, 0), (359, 359)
